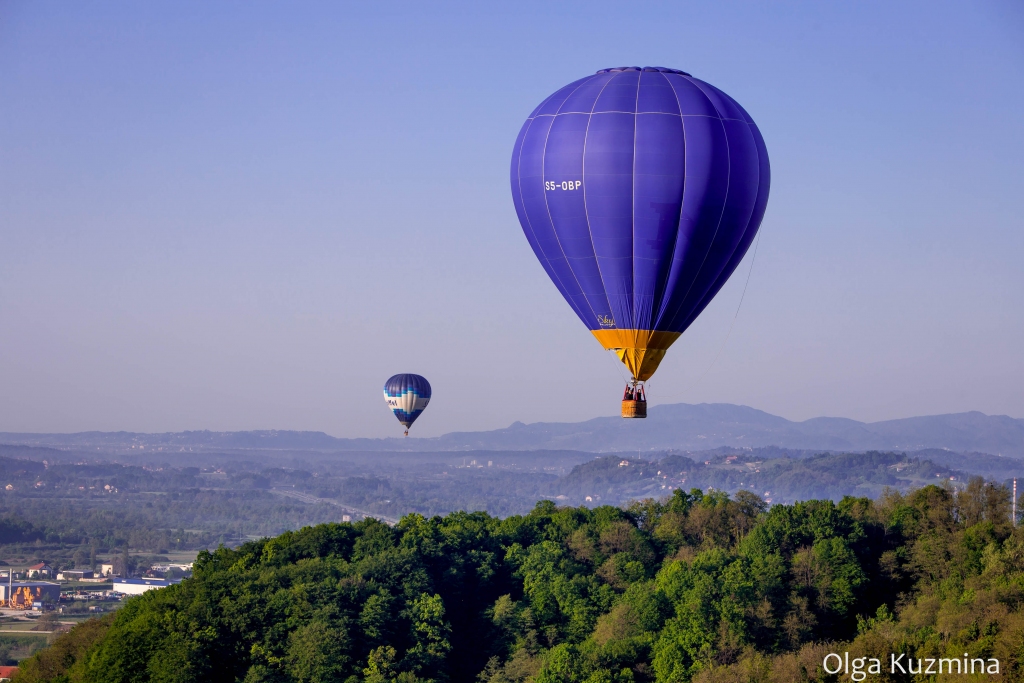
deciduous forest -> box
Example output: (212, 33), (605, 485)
(15, 479), (1024, 682)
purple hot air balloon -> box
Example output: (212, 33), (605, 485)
(510, 67), (770, 416)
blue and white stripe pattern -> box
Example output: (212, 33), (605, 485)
(383, 374), (432, 431)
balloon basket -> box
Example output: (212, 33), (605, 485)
(621, 382), (647, 418)
(621, 400), (647, 419)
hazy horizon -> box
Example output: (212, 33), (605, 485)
(0, 401), (1020, 442)
(2, 1), (1022, 438)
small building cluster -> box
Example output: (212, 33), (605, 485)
(0, 556), (196, 613)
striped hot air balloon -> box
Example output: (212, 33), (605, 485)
(383, 374), (431, 435)
(510, 67), (770, 416)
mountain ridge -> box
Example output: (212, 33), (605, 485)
(1, 403), (1022, 457)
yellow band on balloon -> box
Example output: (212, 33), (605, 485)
(590, 329), (682, 382)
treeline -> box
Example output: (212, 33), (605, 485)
(0, 505), (205, 551)
(309, 470), (560, 519)
(0, 490), (349, 558)
(0, 457), (198, 493)
(15, 477), (1024, 682)
(1, 448), (1010, 532)
(564, 450), (973, 506)
(0, 453), (562, 527)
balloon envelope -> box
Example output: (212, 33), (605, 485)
(383, 374), (432, 430)
(510, 67), (770, 380)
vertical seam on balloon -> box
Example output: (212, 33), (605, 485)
(678, 119), (764, 331)
(577, 72), (620, 326)
(514, 79), (591, 323)
(630, 71), (642, 331)
(673, 91), (763, 331)
(539, 76), (603, 324)
(662, 77), (732, 332)
(653, 70), (687, 329)
(515, 115), (590, 324)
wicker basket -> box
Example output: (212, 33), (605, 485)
(621, 400), (647, 419)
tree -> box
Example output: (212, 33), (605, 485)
(287, 620), (351, 683)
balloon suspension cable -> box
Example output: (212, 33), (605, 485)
(699, 229), (763, 382)
(605, 349), (632, 384)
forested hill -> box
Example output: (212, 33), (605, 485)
(19, 481), (1024, 682)
(3, 404), (1022, 455)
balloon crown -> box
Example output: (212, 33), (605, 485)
(596, 66), (691, 75)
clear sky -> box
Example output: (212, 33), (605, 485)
(1, 1), (1022, 437)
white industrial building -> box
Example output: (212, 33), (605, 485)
(111, 578), (183, 595)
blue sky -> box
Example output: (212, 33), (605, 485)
(1, 1), (1022, 437)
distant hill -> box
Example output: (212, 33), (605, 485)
(1, 403), (1022, 457)
(424, 404), (1024, 456)
(550, 450), (980, 506)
